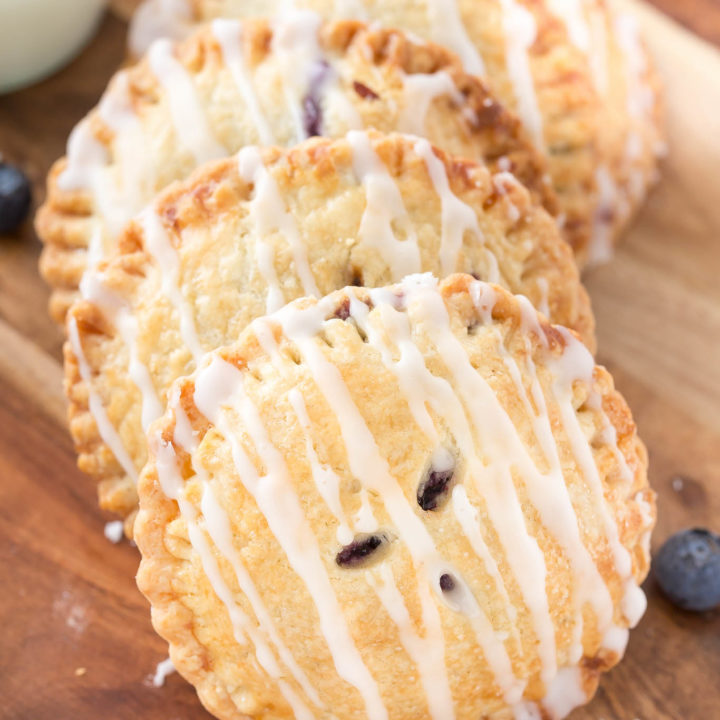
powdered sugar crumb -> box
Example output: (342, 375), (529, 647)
(104, 521), (124, 543)
(147, 657), (176, 688)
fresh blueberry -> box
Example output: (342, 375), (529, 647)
(0, 162), (32, 234)
(654, 528), (720, 612)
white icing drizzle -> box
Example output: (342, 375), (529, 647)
(496, 297), (621, 658)
(272, 289), (518, 706)
(254, 314), (379, 544)
(498, 0), (544, 148)
(151, 657), (176, 687)
(58, 71), (148, 269)
(346, 130), (422, 278)
(588, 164), (617, 266)
(424, 0), (486, 76)
(366, 563), (456, 720)
(413, 138), (492, 279)
(271, 11), (325, 142)
(289, 388), (355, 545)
(252, 310), (456, 718)
(80, 271), (163, 434)
(140, 208), (204, 361)
(212, 19), (276, 146)
(547, 0), (591, 53)
(192, 358), (388, 720)
(200, 485), (324, 710)
(451, 485), (517, 623)
(147, 38), (226, 164)
(398, 71), (460, 137)
(95, 72), (151, 236)
(349, 280), (541, 696)
(67, 315), (138, 485)
(540, 321), (646, 629)
(155, 441), (317, 719)
(129, 0), (194, 57)
(541, 666), (587, 719)
(587, 4), (609, 95)
(615, 11), (656, 203)
(58, 119), (108, 193)
(492, 171), (524, 224)
(273, 10), (362, 136)
(237, 146), (320, 310)
(104, 520), (124, 544)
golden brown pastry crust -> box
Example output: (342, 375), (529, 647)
(128, 0), (665, 265)
(64, 132), (592, 536)
(36, 16), (554, 324)
(135, 273), (654, 720)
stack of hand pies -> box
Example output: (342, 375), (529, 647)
(36, 2), (660, 718)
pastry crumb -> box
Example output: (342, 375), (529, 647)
(104, 520), (124, 543)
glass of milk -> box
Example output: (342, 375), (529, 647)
(0, 0), (108, 94)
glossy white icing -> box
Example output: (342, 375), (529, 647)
(212, 19), (276, 146)
(67, 315), (138, 485)
(200, 484), (324, 709)
(140, 208), (204, 361)
(147, 38), (226, 163)
(374, 275), (557, 684)
(346, 130), (422, 278)
(541, 666), (587, 719)
(193, 357), (388, 720)
(338, 285), (524, 704)
(104, 520), (124, 544)
(129, 0), (194, 57)
(424, 0), (485, 76)
(151, 657), (176, 688)
(588, 164), (617, 266)
(237, 146), (320, 310)
(399, 71), (459, 137)
(498, 0), (544, 148)
(366, 563), (456, 720)
(289, 388), (355, 545)
(547, 0), (591, 53)
(413, 138), (485, 277)
(271, 10), (325, 142)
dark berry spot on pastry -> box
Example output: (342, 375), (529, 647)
(596, 205), (615, 224)
(353, 80), (379, 100)
(333, 298), (351, 321)
(470, 99), (503, 130)
(336, 533), (388, 568)
(439, 573), (456, 592)
(302, 61), (330, 138)
(417, 456), (456, 511)
(0, 162), (32, 235)
(303, 95), (322, 138)
(350, 267), (364, 287)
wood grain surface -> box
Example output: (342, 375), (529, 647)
(0, 2), (718, 719)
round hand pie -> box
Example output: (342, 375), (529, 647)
(64, 132), (593, 534)
(37, 13), (552, 323)
(128, 0), (665, 264)
(135, 273), (654, 720)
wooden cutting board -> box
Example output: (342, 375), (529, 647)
(0, 2), (718, 718)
